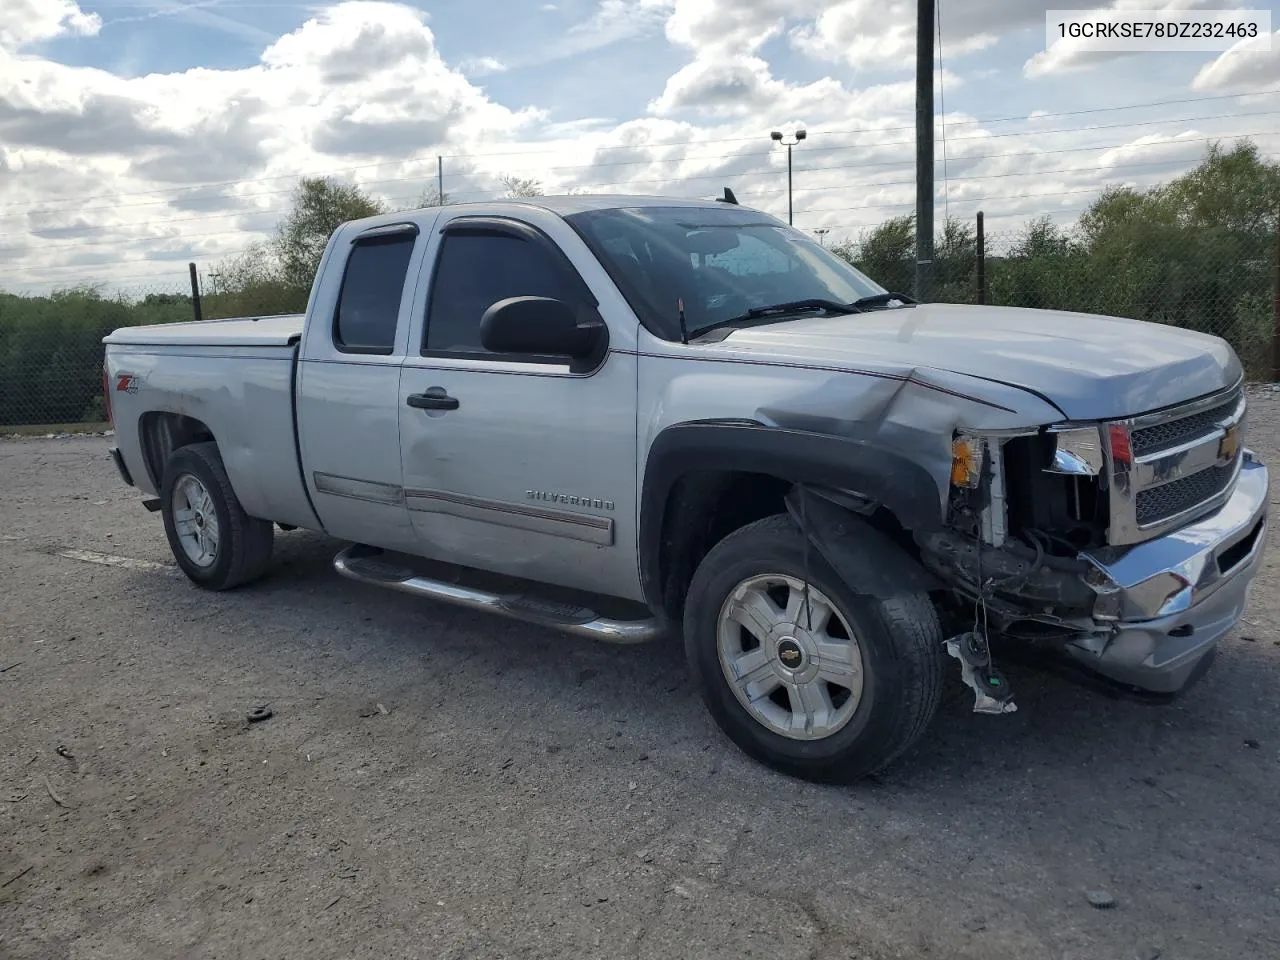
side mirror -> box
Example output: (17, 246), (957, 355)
(479, 296), (604, 360)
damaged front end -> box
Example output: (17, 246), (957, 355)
(916, 388), (1268, 703)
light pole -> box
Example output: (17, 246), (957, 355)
(770, 128), (806, 225)
(813, 228), (830, 247)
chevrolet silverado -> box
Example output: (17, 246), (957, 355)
(101, 194), (1268, 782)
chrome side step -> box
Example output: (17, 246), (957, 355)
(333, 544), (663, 644)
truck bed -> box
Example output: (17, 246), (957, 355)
(103, 310), (319, 534)
(104, 314), (305, 348)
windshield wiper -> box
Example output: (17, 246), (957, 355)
(686, 294), (917, 340)
(744, 297), (860, 318)
(851, 292), (916, 307)
(687, 298), (857, 339)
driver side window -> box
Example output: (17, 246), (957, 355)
(424, 230), (582, 357)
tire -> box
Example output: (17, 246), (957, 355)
(682, 513), (944, 784)
(160, 441), (274, 591)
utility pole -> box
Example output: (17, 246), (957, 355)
(188, 262), (203, 323)
(915, 0), (934, 302)
(976, 211), (986, 305)
(770, 129), (807, 225)
(1272, 208), (1279, 382)
(437, 155), (444, 205)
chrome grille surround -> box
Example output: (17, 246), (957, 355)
(1105, 380), (1247, 546)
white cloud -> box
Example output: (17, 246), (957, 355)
(460, 56), (508, 77)
(648, 53), (962, 118)
(0, 2), (544, 286)
(791, 0), (999, 71)
(485, 0), (672, 71)
(1192, 30), (1280, 93)
(0, 0), (101, 49)
(665, 0), (815, 53)
(1, 0), (1273, 294)
(97, 0), (276, 45)
(550, 0), (672, 58)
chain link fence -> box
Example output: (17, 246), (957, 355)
(0, 279), (306, 428)
(2, 211), (1278, 428)
(836, 211), (1279, 380)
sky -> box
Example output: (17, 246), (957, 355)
(0, 0), (1278, 295)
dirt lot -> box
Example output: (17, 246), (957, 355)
(3, 396), (1280, 960)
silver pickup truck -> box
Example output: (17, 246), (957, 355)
(102, 194), (1268, 783)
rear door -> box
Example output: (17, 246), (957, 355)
(295, 219), (430, 552)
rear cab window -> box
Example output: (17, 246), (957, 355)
(333, 229), (418, 355)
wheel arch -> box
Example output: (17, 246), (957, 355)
(139, 411), (217, 491)
(639, 420), (945, 623)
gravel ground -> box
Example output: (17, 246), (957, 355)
(3, 394), (1280, 960)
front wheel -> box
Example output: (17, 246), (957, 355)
(682, 514), (944, 783)
(160, 442), (274, 591)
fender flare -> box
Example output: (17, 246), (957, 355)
(639, 420), (945, 615)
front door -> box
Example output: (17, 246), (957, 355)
(397, 212), (640, 601)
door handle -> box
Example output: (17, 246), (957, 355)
(407, 389), (460, 411)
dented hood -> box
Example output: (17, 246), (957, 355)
(715, 302), (1242, 422)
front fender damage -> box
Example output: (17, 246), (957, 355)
(756, 364), (1064, 532)
(760, 368), (1086, 717)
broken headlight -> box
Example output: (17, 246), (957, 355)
(1045, 425), (1105, 476)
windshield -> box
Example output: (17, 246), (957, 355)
(564, 205), (888, 340)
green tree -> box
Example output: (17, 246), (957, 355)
(844, 214), (915, 293)
(400, 185), (450, 210)
(1159, 141), (1280, 236)
(1064, 141), (1279, 373)
(500, 174), (544, 198)
(203, 177), (385, 320)
(934, 216), (977, 302)
(273, 177), (385, 291)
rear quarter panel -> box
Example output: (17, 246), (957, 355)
(105, 342), (320, 530)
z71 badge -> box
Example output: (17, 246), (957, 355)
(115, 374), (140, 394)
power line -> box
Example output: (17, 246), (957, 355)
(807, 185), (1135, 216)
(10, 135), (1278, 244)
(7, 118), (1277, 232)
(3, 182), (1259, 292)
(440, 89), (1280, 159)
(13, 150), (1234, 258)
(2, 92), (1277, 215)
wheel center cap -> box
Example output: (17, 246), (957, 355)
(195, 513), (204, 528)
(776, 637), (805, 670)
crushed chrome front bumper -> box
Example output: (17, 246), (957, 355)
(1071, 450), (1268, 694)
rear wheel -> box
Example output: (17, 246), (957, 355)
(682, 514), (944, 783)
(160, 442), (274, 590)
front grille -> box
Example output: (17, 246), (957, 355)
(1135, 461), (1237, 526)
(1130, 394), (1240, 457)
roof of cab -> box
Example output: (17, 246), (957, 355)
(342, 193), (763, 235)
(495, 193), (745, 216)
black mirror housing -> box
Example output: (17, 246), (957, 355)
(479, 296), (605, 362)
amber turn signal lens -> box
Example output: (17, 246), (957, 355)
(951, 436), (982, 489)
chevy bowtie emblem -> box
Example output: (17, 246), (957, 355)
(777, 641), (804, 667)
(1218, 424), (1240, 464)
